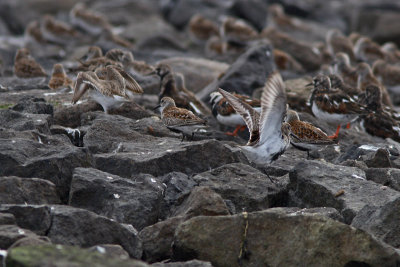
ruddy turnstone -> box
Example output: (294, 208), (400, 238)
(372, 59), (400, 86)
(329, 74), (361, 98)
(153, 63), (210, 115)
(353, 37), (385, 65)
(218, 71), (291, 165)
(14, 48), (47, 78)
(71, 65), (142, 113)
(156, 97), (207, 141)
(285, 109), (335, 158)
(309, 74), (365, 139)
(69, 3), (111, 35)
(326, 29), (356, 63)
(48, 63), (73, 90)
(333, 52), (358, 87)
(361, 85), (400, 142)
(40, 15), (79, 45)
(188, 14), (219, 43)
(209, 91), (261, 136)
(356, 62), (392, 107)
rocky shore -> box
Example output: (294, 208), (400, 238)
(2, 0), (400, 266)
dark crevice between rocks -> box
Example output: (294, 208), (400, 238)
(50, 125), (86, 147)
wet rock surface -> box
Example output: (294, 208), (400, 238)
(1, 0), (400, 266)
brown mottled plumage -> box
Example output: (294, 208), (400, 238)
(24, 20), (45, 44)
(188, 14), (219, 42)
(40, 15), (79, 44)
(326, 29), (356, 62)
(329, 74), (361, 98)
(372, 59), (400, 86)
(70, 3), (111, 35)
(354, 37), (385, 65)
(333, 52), (358, 88)
(48, 63), (73, 90)
(80, 46), (103, 62)
(220, 16), (258, 43)
(14, 48), (47, 78)
(273, 49), (304, 73)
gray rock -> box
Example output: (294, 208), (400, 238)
(0, 109), (51, 134)
(139, 216), (184, 263)
(152, 260), (213, 267)
(0, 177), (60, 204)
(173, 209), (400, 266)
(6, 244), (150, 267)
(172, 186), (230, 219)
(47, 205), (142, 258)
(268, 207), (344, 222)
(0, 225), (37, 249)
(352, 197), (400, 248)
(336, 144), (396, 167)
(0, 77), (49, 91)
(229, 0), (268, 31)
(8, 236), (51, 249)
(0, 138), (92, 202)
(261, 147), (310, 176)
(365, 168), (400, 191)
(289, 160), (400, 223)
(69, 168), (164, 231)
(53, 101), (102, 128)
(193, 163), (287, 213)
(88, 244), (130, 260)
(0, 213), (16, 225)
(198, 41), (275, 101)
(93, 139), (246, 178)
(11, 96), (53, 115)
(0, 205), (52, 235)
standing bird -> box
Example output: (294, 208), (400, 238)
(309, 74), (365, 139)
(353, 37), (385, 65)
(285, 110), (335, 158)
(329, 74), (361, 99)
(69, 3), (111, 35)
(40, 15), (79, 45)
(48, 63), (73, 90)
(326, 29), (356, 63)
(372, 59), (400, 86)
(188, 14), (219, 43)
(79, 46), (103, 62)
(14, 48), (47, 78)
(333, 52), (358, 88)
(210, 91), (261, 136)
(156, 97), (207, 141)
(71, 65), (142, 113)
(218, 72), (291, 165)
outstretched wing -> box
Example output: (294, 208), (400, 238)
(113, 66), (144, 94)
(71, 72), (90, 103)
(259, 71), (287, 144)
(218, 88), (260, 145)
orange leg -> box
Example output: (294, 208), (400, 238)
(226, 125), (244, 136)
(328, 125), (341, 139)
(239, 125), (247, 132)
(346, 123), (350, 129)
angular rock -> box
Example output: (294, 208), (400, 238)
(352, 197), (400, 248)
(0, 77), (49, 91)
(0, 213), (15, 225)
(107, 102), (153, 121)
(198, 41), (275, 101)
(0, 225), (37, 249)
(11, 96), (53, 115)
(6, 245), (150, 267)
(336, 144), (397, 166)
(172, 186), (230, 219)
(365, 168), (400, 191)
(47, 205), (142, 258)
(9, 236), (51, 249)
(152, 260), (213, 267)
(0, 205), (51, 235)
(94, 139), (246, 178)
(173, 209), (400, 266)
(0, 109), (51, 134)
(0, 138), (92, 202)
(268, 207), (344, 222)
(139, 216), (184, 263)
(69, 168), (164, 230)
(193, 163), (287, 213)
(229, 0), (268, 31)
(289, 160), (400, 223)
(0, 176), (61, 204)
(88, 244), (129, 260)
(53, 101), (102, 128)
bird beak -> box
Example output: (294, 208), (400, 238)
(145, 69), (157, 76)
(305, 82), (313, 87)
(153, 105), (160, 111)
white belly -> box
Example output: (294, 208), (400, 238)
(312, 102), (357, 125)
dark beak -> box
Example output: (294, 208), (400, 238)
(145, 69), (157, 76)
(153, 105), (160, 111)
(305, 82), (313, 87)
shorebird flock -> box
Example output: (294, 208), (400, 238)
(11, 2), (400, 166)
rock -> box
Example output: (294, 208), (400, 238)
(0, 213), (16, 225)
(53, 101), (102, 128)
(152, 260), (213, 267)
(158, 57), (229, 93)
(0, 225), (38, 249)
(11, 96), (53, 115)
(0, 109), (51, 134)
(0, 177), (61, 204)
(50, 125), (85, 147)
(229, 0), (268, 31)
(363, 148), (392, 168)
(289, 160), (400, 223)
(93, 139), (247, 178)
(197, 41), (275, 101)
(0, 77), (49, 91)
(47, 205), (142, 258)
(9, 236), (51, 249)
(352, 197), (400, 248)
(173, 209), (400, 266)
(88, 244), (130, 260)
(69, 168), (164, 231)
(139, 216), (184, 263)
(172, 186), (230, 219)
(337, 144), (395, 167)
(365, 168), (400, 191)
(269, 207), (344, 222)
(6, 245), (150, 267)
(192, 163), (287, 213)
(0, 205), (51, 235)
(0, 138), (92, 202)
(107, 102), (153, 120)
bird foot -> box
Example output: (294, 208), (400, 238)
(225, 125), (245, 136)
(346, 123), (350, 129)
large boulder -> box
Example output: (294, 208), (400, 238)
(0, 109), (51, 134)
